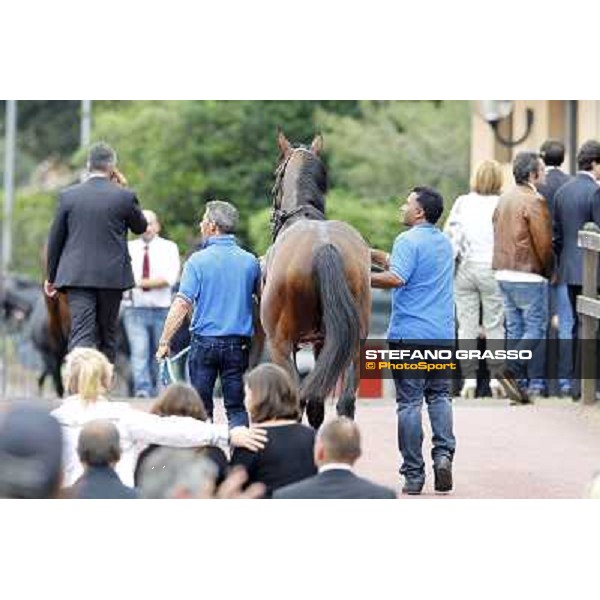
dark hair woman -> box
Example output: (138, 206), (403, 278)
(230, 363), (317, 498)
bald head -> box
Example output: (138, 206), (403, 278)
(315, 417), (362, 467)
(143, 210), (157, 224)
(77, 420), (121, 468)
(142, 209), (160, 242)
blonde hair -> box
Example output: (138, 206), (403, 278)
(471, 159), (503, 196)
(64, 348), (114, 402)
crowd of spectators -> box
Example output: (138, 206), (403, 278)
(0, 348), (396, 499)
(447, 139), (600, 402)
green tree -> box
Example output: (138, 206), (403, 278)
(0, 191), (55, 279)
(316, 100), (471, 209)
(92, 100), (359, 251)
(248, 189), (401, 256)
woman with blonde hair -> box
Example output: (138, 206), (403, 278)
(51, 348), (266, 488)
(444, 160), (506, 399)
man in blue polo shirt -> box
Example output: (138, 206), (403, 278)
(156, 201), (260, 427)
(371, 186), (456, 496)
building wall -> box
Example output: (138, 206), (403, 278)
(470, 100), (600, 183)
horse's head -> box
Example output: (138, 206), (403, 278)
(272, 131), (328, 213)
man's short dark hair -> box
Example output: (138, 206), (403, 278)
(318, 417), (362, 465)
(513, 151), (541, 185)
(411, 186), (444, 224)
(77, 420), (121, 468)
(540, 139), (565, 167)
(577, 140), (600, 171)
(88, 142), (117, 173)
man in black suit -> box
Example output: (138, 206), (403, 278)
(70, 420), (138, 499)
(554, 140), (600, 309)
(553, 140), (600, 396)
(45, 142), (147, 362)
(538, 139), (571, 217)
(273, 417), (396, 499)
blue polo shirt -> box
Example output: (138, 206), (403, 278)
(387, 223), (454, 341)
(178, 235), (260, 337)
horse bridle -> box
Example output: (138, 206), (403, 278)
(270, 148), (324, 241)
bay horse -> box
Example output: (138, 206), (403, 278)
(261, 132), (371, 429)
(35, 244), (71, 396)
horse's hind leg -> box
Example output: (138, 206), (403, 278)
(52, 366), (64, 397)
(303, 341), (325, 429)
(37, 371), (47, 396)
(270, 336), (300, 386)
(49, 355), (65, 397)
(336, 353), (359, 420)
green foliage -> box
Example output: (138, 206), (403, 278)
(4, 101), (471, 280)
(316, 100), (471, 212)
(91, 101), (360, 251)
(0, 100), (80, 162)
(248, 189), (402, 256)
(0, 191), (55, 279)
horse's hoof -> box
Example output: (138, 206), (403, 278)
(336, 398), (355, 420)
(306, 399), (325, 429)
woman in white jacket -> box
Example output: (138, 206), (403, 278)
(444, 160), (506, 399)
(51, 348), (266, 488)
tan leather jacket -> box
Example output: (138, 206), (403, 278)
(492, 184), (553, 278)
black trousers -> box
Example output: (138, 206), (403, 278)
(66, 287), (123, 363)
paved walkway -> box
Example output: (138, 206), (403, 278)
(351, 396), (600, 499)
(3, 394), (599, 498)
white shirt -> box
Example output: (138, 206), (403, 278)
(51, 395), (229, 487)
(444, 192), (500, 266)
(319, 463), (354, 473)
(128, 236), (180, 308)
(494, 270), (546, 283)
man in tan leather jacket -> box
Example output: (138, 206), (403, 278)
(492, 151), (552, 404)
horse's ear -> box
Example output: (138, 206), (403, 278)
(277, 130), (292, 158)
(310, 134), (324, 156)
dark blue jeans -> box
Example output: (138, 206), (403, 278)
(389, 343), (456, 484)
(188, 335), (250, 428)
(528, 282), (573, 391)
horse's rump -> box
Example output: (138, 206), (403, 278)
(262, 220), (370, 336)
(261, 220), (371, 404)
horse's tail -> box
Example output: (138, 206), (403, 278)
(301, 243), (360, 404)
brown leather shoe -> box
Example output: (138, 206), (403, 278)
(497, 368), (531, 405)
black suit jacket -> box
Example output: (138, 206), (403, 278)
(537, 168), (571, 218)
(553, 173), (600, 286)
(272, 468), (396, 499)
(70, 466), (139, 499)
(47, 177), (147, 290)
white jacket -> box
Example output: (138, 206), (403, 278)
(51, 396), (229, 488)
(444, 192), (500, 266)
